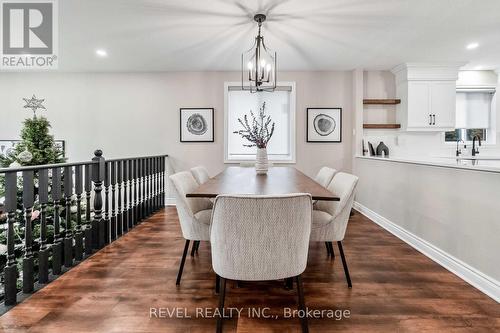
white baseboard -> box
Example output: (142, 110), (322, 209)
(165, 197), (176, 206)
(354, 202), (500, 303)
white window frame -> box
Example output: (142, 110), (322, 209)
(224, 81), (296, 164)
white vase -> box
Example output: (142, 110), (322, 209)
(255, 148), (269, 175)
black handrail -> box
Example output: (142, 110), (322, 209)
(0, 150), (168, 309)
(0, 160), (97, 173)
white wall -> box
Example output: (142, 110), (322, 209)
(0, 71), (353, 198)
(362, 70), (500, 157)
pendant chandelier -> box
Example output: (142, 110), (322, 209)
(241, 14), (277, 93)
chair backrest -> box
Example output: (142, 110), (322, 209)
(315, 172), (358, 219)
(190, 166), (210, 185)
(210, 194), (313, 281)
(169, 171), (212, 239)
(314, 167), (337, 188)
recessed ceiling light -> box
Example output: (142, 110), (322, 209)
(95, 49), (108, 57)
(466, 43), (479, 50)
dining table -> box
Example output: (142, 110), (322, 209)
(186, 166), (340, 201)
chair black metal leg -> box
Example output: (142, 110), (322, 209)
(295, 275), (309, 333)
(176, 240), (190, 285)
(285, 277), (293, 290)
(337, 241), (352, 288)
(195, 240), (200, 253)
(216, 277), (227, 333)
(191, 240), (199, 257)
(215, 274), (220, 294)
(325, 242), (331, 255)
(328, 242), (335, 259)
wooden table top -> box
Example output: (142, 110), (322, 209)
(186, 166), (340, 201)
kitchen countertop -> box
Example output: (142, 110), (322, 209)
(356, 155), (500, 174)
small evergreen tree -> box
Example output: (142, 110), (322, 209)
(0, 116), (65, 168)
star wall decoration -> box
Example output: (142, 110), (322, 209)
(23, 95), (46, 116)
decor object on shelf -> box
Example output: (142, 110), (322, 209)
(368, 142), (376, 156)
(376, 142), (389, 157)
(233, 102), (275, 174)
(307, 108), (342, 142)
(241, 14), (277, 93)
(180, 108), (214, 142)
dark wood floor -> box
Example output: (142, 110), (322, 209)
(0, 208), (498, 332)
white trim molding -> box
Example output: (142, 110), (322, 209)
(354, 201), (500, 303)
(165, 197), (176, 206)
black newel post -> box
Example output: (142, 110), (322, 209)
(92, 150), (105, 249)
(63, 166), (74, 268)
(38, 169), (50, 283)
(4, 172), (18, 305)
(74, 165), (84, 261)
(84, 164), (93, 255)
(52, 167), (63, 275)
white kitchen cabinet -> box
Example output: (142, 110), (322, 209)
(430, 81), (456, 128)
(392, 63), (463, 132)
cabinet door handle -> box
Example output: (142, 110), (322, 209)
(429, 114), (432, 125)
(432, 114), (436, 125)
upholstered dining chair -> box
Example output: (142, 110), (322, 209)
(310, 172), (358, 288)
(169, 171), (213, 285)
(190, 165), (210, 185)
(313, 166), (337, 254)
(211, 194), (313, 333)
(314, 166), (337, 188)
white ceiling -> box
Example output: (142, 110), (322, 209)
(59, 0), (500, 72)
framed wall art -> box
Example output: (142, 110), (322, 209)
(306, 108), (342, 143)
(180, 108), (214, 142)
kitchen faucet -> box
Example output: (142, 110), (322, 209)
(456, 139), (464, 157)
(472, 135), (482, 156)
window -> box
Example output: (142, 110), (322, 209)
(224, 82), (296, 163)
(445, 90), (495, 143)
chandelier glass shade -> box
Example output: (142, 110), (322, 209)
(241, 14), (277, 93)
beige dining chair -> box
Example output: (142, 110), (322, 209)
(169, 171), (213, 285)
(310, 172), (358, 288)
(313, 167), (337, 254)
(211, 194), (313, 333)
(190, 165), (210, 185)
(314, 166), (337, 188)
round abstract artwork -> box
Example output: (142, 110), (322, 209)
(313, 114), (336, 136)
(186, 113), (208, 135)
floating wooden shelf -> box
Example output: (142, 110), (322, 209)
(363, 99), (401, 105)
(363, 124), (401, 129)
